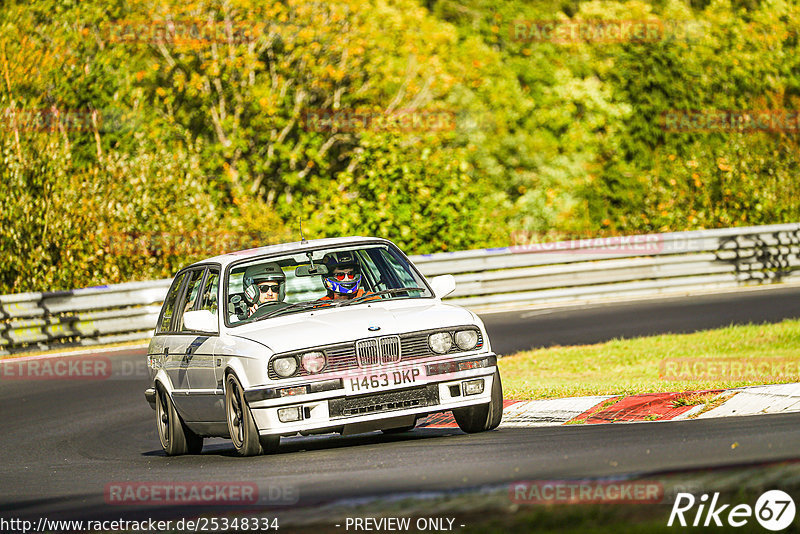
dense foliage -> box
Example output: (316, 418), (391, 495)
(1, 0), (798, 292)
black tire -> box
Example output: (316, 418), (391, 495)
(225, 373), (278, 456)
(155, 384), (203, 455)
(259, 434), (280, 454)
(453, 370), (503, 433)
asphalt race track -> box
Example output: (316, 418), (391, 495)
(482, 285), (800, 354)
(1, 286), (800, 524)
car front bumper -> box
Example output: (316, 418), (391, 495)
(244, 354), (498, 436)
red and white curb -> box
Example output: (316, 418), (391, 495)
(417, 383), (800, 428)
(675, 382), (800, 419)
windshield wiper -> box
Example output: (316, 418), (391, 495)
(259, 300), (322, 320)
(335, 287), (426, 307)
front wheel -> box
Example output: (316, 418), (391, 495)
(225, 373), (279, 456)
(453, 370), (503, 433)
(155, 385), (203, 455)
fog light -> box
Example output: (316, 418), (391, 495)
(277, 406), (303, 423)
(463, 379), (484, 396)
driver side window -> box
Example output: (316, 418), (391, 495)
(199, 270), (220, 315)
(356, 250), (384, 291)
(379, 248), (419, 287)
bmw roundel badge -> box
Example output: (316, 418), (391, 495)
(368, 326), (381, 331)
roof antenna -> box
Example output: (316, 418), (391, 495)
(298, 216), (307, 243)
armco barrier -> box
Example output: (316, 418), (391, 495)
(1, 223), (799, 354)
(0, 280), (170, 354)
(427, 223), (800, 308)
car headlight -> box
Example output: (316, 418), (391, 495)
(428, 332), (452, 354)
(301, 351), (326, 374)
(454, 329), (479, 350)
(273, 356), (299, 378)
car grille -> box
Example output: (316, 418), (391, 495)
(267, 327), (483, 379)
(328, 384), (439, 419)
(356, 335), (401, 367)
(355, 338), (380, 366)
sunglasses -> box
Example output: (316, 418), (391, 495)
(333, 270), (358, 281)
(257, 283), (280, 293)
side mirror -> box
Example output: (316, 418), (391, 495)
(429, 274), (456, 298)
(183, 310), (218, 333)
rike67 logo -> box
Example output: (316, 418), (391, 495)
(668, 490), (796, 531)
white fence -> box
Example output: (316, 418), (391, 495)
(2, 223), (799, 354)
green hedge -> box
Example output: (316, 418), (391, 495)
(1, 0), (799, 293)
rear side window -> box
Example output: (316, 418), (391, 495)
(156, 272), (187, 334)
(176, 269), (206, 331)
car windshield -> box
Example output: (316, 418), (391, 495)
(225, 243), (432, 326)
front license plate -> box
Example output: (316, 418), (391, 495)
(345, 367), (423, 393)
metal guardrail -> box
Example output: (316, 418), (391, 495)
(2, 223), (799, 354)
(426, 223), (800, 308)
(0, 281), (171, 354)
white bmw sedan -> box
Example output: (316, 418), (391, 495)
(145, 236), (502, 456)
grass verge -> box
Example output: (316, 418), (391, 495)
(498, 319), (800, 400)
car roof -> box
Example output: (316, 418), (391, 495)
(189, 236), (393, 268)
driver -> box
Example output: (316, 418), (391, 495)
(318, 252), (374, 301)
(242, 262), (286, 316)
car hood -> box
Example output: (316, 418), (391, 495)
(228, 299), (478, 354)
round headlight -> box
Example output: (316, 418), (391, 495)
(301, 351), (326, 374)
(428, 332), (453, 354)
(454, 330), (479, 350)
(273, 356), (298, 378)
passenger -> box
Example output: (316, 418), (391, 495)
(318, 252), (376, 302)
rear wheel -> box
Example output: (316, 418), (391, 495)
(225, 373), (279, 456)
(453, 370), (503, 433)
(155, 385), (203, 455)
